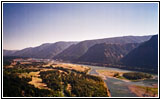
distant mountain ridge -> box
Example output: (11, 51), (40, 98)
(4, 42), (77, 59)
(77, 43), (139, 64)
(3, 35), (158, 73)
(121, 35), (158, 70)
(3, 50), (18, 56)
(4, 35), (152, 60)
(54, 35), (151, 61)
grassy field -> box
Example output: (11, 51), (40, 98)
(53, 63), (90, 72)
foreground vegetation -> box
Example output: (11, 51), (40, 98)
(3, 57), (109, 97)
(3, 68), (56, 97)
(40, 67), (108, 97)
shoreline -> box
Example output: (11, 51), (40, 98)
(96, 70), (131, 82)
(87, 68), (111, 97)
(103, 80), (111, 97)
(71, 63), (157, 97)
(128, 85), (158, 97)
(74, 62), (157, 74)
(95, 69), (158, 97)
(95, 69), (155, 83)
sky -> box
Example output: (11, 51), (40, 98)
(3, 3), (158, 50)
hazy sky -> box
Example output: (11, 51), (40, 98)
(3, 3), (158, 50)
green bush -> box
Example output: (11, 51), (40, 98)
(113, 73), (119, 77)
(40, 67), (109, 97)
(123, 72), (152, 80)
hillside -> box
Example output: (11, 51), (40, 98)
(121, 35), (158, 72)
(4, 35), (152, 60)
(3, 50), (18, 56)
(54, 36), (151, 61)
(77, 43), (139, 64)
(4, 42), (77, 59)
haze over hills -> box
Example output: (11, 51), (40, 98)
(121, 35), (158, 71)
(54, 35), (151, 61)
(4, 42), (77, 59)
(3, 50), (18, 56)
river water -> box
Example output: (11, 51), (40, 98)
(80, 64), (158, 97)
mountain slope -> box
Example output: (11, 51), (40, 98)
(121, 35), (158, 70)
(54, 36), (151, 61)
(77, 43), (139, 64)
(4, 42), (77, 59)
(3, 50), (18, 56)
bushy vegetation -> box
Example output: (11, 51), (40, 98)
(3, 57), (64, 97)
(3, 68), (61, 97)
(3, 57), (109, 97)
(113, 73), (119, 77)
(4, 68), (39, 74)
(3, 56), (20, 66)
(40, 67), (108, 97)
(123, 72), (152, 80)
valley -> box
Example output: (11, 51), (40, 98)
(3, 34), (158, 97)
(3, 57), (158, 97)
(4, 35), (158, 73)
(3, 2), (159, 98)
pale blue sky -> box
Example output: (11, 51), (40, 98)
(3, 3), (158, 50)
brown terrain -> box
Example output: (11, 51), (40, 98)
(128, 85), (158, 97)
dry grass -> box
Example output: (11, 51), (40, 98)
(66, 84), (72, 92)
(96, 70), (131, 82)
(97, 70), (124, 77)
(54, 63), (89, 72)
(18, 73), (31, 78)
(42, 62), (53, 67)
(27, 71), (51, 90)
(18, 72), (39, 78)
(20, 62), (32, 64)
(128, 85), (158, 97)
(5, 65), (14, 68)
(28, 77), (50, 90)
(29, 72), (40, 77)
(40, 69), (55, 72)
(5, 62), (16, 68)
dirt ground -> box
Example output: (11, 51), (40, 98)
(128, 85), (158, 97)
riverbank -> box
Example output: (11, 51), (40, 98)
(75, 62), (157, 74)
(48, 62), (112, 97)
(96, 69), (131, 82)
(86, 67), (111, 97)
(96, 69), (154, 83)
(128, 85), (158, 97)
(71, 63), (158, 97)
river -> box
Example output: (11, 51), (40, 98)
(78, 64), (158, 97)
